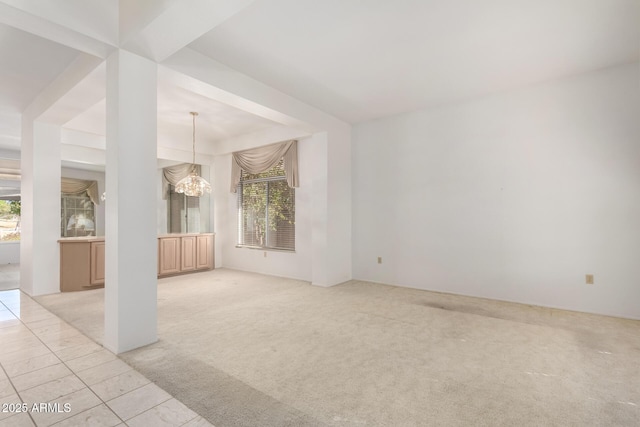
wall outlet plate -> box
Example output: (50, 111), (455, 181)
(586, 274), (594, 285)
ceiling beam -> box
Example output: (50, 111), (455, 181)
(162, 48), (349, 134)
(23, 54), (104, 121)
(0, 1), (116, 58)
(38, 64), (106, 126)
(122, 0), (255, 62)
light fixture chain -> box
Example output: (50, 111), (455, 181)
(192, 112), (196, 166)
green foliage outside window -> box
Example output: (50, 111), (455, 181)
(239, 160), (295, 250)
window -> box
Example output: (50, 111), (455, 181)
(0, 200), (20, 241)
(167, 185), (208, 233)
(237, 159), (295, 250)
(61, 193), (95, 237)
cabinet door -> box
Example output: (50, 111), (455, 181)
(159, 237), (181, 275)
(90, 241), (105, 285)
(60, 242), (91, 291)
(196, 234), (214, 270)
(181, 236), (197, 271)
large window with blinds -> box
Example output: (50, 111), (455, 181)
(237, 159), (295, 251)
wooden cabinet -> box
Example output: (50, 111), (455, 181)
(59, 238), (104, 292)
(158, 237), (181, 276)
(90, 241), (105, 285)
(60, 241), (91, 292)
(196, 234), (214, 270)
(180, 236), (197, 271)
(158, 233), (214, 277)
(60, 233), (215, 291)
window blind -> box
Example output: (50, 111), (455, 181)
(237, 159), (295, 251)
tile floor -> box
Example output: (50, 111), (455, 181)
(0, 289), (213, 427)
(0, 264), (19, 292)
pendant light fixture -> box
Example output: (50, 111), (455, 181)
(175, 112), (212, 197)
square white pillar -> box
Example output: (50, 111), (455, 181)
(20, 121), (61, 296)
(310, 130), (352, 287)
(104, 50), (158, 353)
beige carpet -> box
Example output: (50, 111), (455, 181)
(35, 269), (640, 426)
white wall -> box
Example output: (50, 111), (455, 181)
(352, 62), (640, 319)
(214, 137), (314, 281)
(61, 167), (105, 236)
(0, 242), (19, 264)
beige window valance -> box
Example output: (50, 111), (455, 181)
(230, 140), (299, 193)
(61, 178), (100, 205)
(162, 163), (201, 199)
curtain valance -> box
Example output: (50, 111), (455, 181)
(61, 178), (100, 205)
(162, 163), (200, 199)
(230, 140), (299, 193)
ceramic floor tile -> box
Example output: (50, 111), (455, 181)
(42, 334), (95, 353)
(0, 392), (22, 421)
(0, 318), (21, 329)
(11, 364), (73, 392)
(126, 398), (198, 427)
(54, 342), (103, 362)
(90, 370), (150, 402)
(22, 315), (64, 328)
(38, 328), (83, 345)
(0, 333), (41, 348)
(0, 343), (52, 365)
(0, 323), (29, 335)
(65, 349), (117, 373)
(0, 311), (16, 322)
(29, 387), (101, 427)
(3, 353), (60, 378)
(29, 323), (78, 339)
(15, 311), (57, 324)
(75, 359), (133, 386)
(24, 318), (70, 332)
(0, 411), (35, 427)
(49, 403), (121, 427)
(19, 375), (86, 405)
(182, 416), (216, 427)
(106, 383), (171, 421)
(0, 379), (15, 399)
(0, 328), (35, 345)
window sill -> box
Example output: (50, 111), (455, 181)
(235, 245), (295, 253)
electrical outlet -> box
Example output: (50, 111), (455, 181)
(377, 257), (382, 264)
(586, 274), (594, 285)
(264, 251), (267, 258)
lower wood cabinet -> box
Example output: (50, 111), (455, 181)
(60, 233), (215, 291)
(196, 234), (214, 270)
(60, 238), (104, 292)
(158, 237), (181, 276)
(90, 241), (105, 285)
(159, 233), (214, 277)
(180, 236), (197, 272)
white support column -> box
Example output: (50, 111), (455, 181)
(104, 50), (158, 354)
(20, 120), (61, 296)
(310, 130), (352, 287)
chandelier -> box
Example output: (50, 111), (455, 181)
(175, 112), (212, 197)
